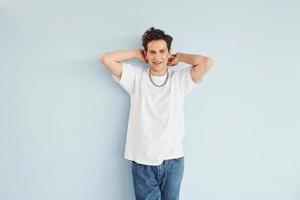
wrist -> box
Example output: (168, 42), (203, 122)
(176, 52), (182, 61)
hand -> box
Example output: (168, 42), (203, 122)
(135, 49), (147, 63)
(168, 53), (180, 66)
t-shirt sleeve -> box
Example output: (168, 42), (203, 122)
(111, 62), (138, 95)
(178, 66), (202, 96)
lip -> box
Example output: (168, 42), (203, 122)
(153, 61), (162, 65)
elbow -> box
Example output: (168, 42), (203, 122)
(205, 57), (214, 69)
(99, 53), (108, 65)
(195, 56), (214, 70)
(100, 52), (113, 65)
(195, 56), (214, 66)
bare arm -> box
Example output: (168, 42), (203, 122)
(178, 53), (214, 83)
(169, 52), (214, 83)
(99, 49), (146, 79)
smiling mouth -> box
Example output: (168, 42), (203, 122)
(153, 61), (162, 65)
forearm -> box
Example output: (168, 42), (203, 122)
(177, 52), (210, 66)
(101, 49), (140, 62)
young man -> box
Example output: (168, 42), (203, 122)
(100, 27), (214, 200)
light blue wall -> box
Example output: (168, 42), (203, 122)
(1, 0), (299, 199)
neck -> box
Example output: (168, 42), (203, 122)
(149, 68), (168, 76)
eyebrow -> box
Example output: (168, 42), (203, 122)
(148, 49), (167, 52)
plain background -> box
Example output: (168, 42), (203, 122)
(1, 0), (299, 199)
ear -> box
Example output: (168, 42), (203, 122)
(143, 50), (148, 63)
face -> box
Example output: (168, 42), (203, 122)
(145, 39), (171, 72)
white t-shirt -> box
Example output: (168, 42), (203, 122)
(112, 62), (202, 166)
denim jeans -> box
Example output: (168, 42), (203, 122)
(131, 157), (184, 200)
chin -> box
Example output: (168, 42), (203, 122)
(150, 65), (166, 70)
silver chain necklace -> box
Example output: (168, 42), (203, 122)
(148, 68), (169, 87)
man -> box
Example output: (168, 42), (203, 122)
(100, 27), (214, 200)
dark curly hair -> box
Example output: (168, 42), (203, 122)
(142, 27), (173, 52)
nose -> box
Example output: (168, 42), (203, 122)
(154, 54), (161, 60)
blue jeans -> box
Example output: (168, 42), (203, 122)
(131, 157), (184, 200)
